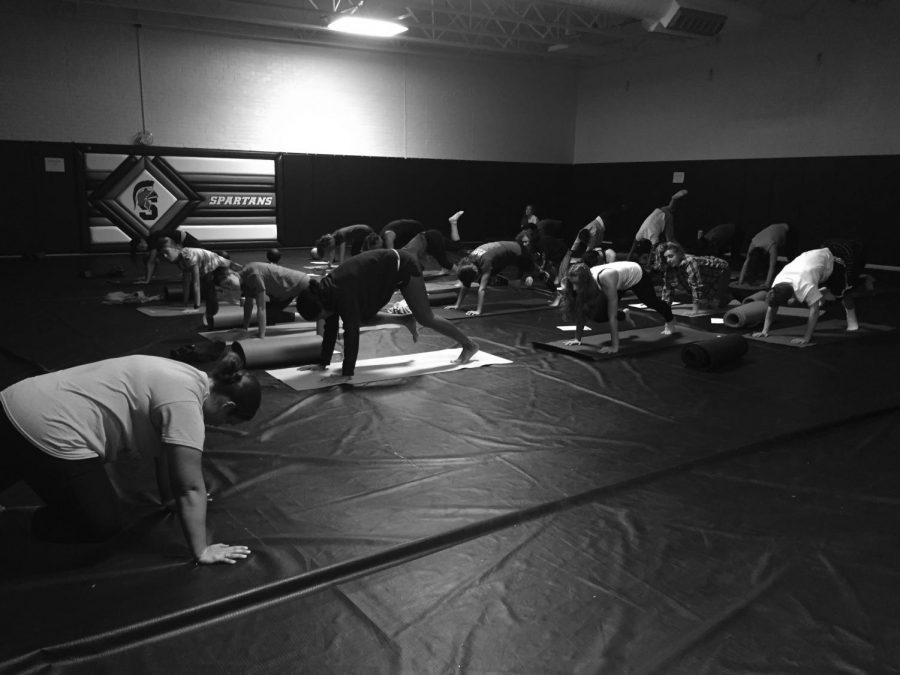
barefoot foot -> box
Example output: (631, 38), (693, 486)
(404, 314), (419, 342)
(455, 340), (479, 363)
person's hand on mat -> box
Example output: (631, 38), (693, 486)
(196, 543), (251, 565)
(751, 331), (768, 338)
(790, 336), (810, 345)
(465, 310), (481, 316)
(443, 305), (461, 311)
(134, 277), (149, 285)
(523, 276), (534, 289)
(564, 339), (582, 346)
(598, 346), (618, 355)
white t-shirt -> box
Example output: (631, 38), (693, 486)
(181, 248), (229, 277)
(0, 355), (208, 462)
(772, 248), (833, 306)
(635, 209), (667, 244)
(591, 261), (644, 291)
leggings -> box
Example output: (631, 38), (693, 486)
(0, 407), (121, 542)
(627, 270), (674, 323)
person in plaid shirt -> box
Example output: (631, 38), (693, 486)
(660, 243), (731, 315)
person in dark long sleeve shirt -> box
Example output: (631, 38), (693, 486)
(296, 249), (479, 381)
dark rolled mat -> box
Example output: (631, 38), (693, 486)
(742, 290), (768, 304)
(723, 300), (768, 328)
(729, 283), (766, 302)
(232, 334), (322, 369)
(428, 289), (459, 306)
(204, 304), (296, 329)
(681, 334), (748, 370)
(164, 283), (206, 301)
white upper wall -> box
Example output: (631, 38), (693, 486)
(0, 12), (576, 164)
(574, 1), (900, 163)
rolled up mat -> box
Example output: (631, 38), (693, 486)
(165, 283), (212, 301)
(164, 284), (183, 302)
(723, 300), (768, 328)
(743, 290), (768, 304)
(204, 304), (296, 329)
(681, 334), (748, 370)
(428, 289), (459, 306)
(232, 334), (323, 369)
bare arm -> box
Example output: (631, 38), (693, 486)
(242, 295), (255, 331)
(253, 291), (267, 338)
(564, 319), (585, 346)
(447, 286), (468, 311)
(753, 305), (779, 337)
(166, 444), (250, 564)
(738, 251), (751, 285)
(469, 272), (491, 316)
(556, 250), (574, 285)
(765, 249), (778, 288)
(796, 301), (821, 345)
(145, 249), (159, 282)
(337, 242), (347, 265)
(190, 266), (201, 309)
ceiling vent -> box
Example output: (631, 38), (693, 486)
(643, 1), (728, 38)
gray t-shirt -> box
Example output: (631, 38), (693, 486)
(1, 355), (208, 461)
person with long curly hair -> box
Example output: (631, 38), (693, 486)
(562, 261), (674, 355)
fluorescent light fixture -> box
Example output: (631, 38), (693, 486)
(327, 16), (408, 37)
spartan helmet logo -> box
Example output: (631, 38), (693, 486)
(133, 179), (159, 221)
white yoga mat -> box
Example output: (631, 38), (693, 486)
(137, 305), (204, 317)
(268, 348), (512, 391)
(199, 322), (404, 342)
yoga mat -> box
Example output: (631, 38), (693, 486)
(268, 348), (512, 391)
(428, 289), (460, 306)
(233, 334), (323, 369)
(164, 284), (210, 301)
(136, 305), (204, 317)
(722, 301), (768, 328)
(200, 322), (398, 342)
(681, 334), (748, 370)
(204, 304), (297, 330)
(433, 290), (554, 320)
(745, 319), (896, 348)
(670, 306), (723, 318)
(533, 325), (716, 361)
(199, 321), (317, 342)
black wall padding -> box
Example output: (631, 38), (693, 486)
(232, 334), (322, 369)
(723, 300), (768, 328)
(681, 334), (748, 370)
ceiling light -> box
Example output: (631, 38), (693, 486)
(327, 16), (408, 37)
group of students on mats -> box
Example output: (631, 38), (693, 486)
(1, 192), (874, 568)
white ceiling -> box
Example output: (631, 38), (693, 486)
(3, 0), (858, 65)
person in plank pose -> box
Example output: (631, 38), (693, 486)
(562, 261), (674, 354)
